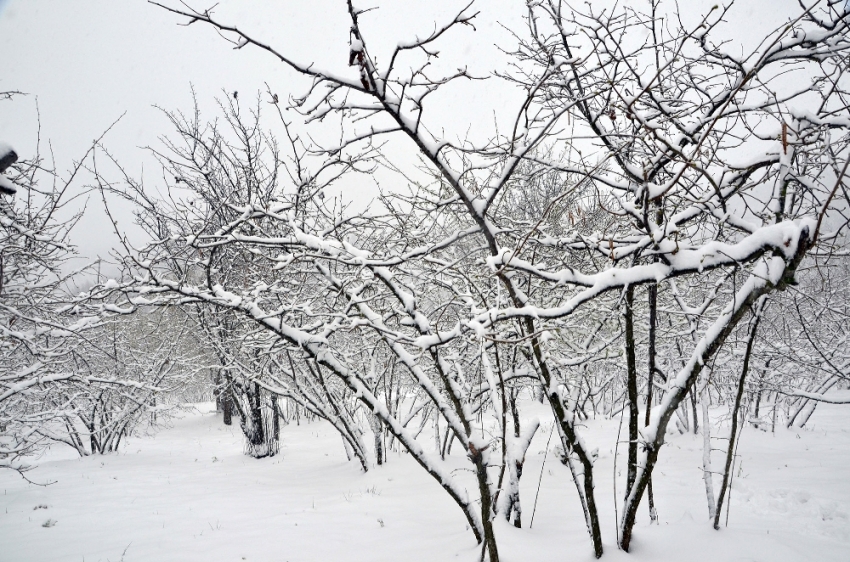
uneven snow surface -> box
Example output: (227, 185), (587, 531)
(1, 402), (848, 561)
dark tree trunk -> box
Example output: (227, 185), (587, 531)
(223, 377), (233, 426)
(690, 385), (699, 434)
(625, 285), (639, 496)
(646, 282), (658, 522)
(715, 310), (762, 529)
(250, 382), (265, 446)
(471, 450), (500, 562)
(372, 414), (384, 465)
(271, 394), (280, 443)
(510, 388), (520, 438)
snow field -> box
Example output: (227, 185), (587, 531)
(1, 401), (848, 561)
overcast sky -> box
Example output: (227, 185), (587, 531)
(0, 0), (525, 266)
(0, 0), (807, 268)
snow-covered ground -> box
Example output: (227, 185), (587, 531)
(2, 401), (848, 561)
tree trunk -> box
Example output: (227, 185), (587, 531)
(624, 285), (639, 497)
(271, 394), (280, 443)
(701, 388), (717, 520)
(646, 282), (658, 523)
(250, 382), (265, 446)
(788, 376), (838, 428)
(691, 387), (699, 435)
(223, 373), (233, 426)
(714, 310), (762, 529)
(372, 413), (384, 465)
(471, 449), (500, 562)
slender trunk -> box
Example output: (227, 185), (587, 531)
(675, 402), (689, 433)
(223, 373), (233, 426)
(492, 344), (509, 516)
(714, 312), (761, 529)
(440, 425), (452, 459)
(341, 434), (354, 461)
(510, 388), (521, 438)
(701, 388), (717, 520)
(533, 334), (604, 557)
(445, 430), (455, 456)
(646, 282), (658, 523)
(271, 394), (280, 443)
(434, 407), (442, 454)
(250, 382), (265, 446)
(499, 420), (539, 528)
(771, 392), (777, 433)
(372, 413), (384, 465)
(788, 376), (838, 428)
(690, 387), (699, 435)
(90, 427), (99, 455)
(625, 285), (639, 496)
(473, 453), (500, 562)
(795, 398), (823, 428)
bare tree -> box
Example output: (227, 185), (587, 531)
(91, 1), (850, 558)
(0, 101), (117, 472)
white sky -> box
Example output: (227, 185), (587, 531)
(0, 0), (806, 267)
(0, 0), (523, 267)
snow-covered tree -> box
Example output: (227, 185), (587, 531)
(98, 1), (850, 559)
(0, 94), (202, 472)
